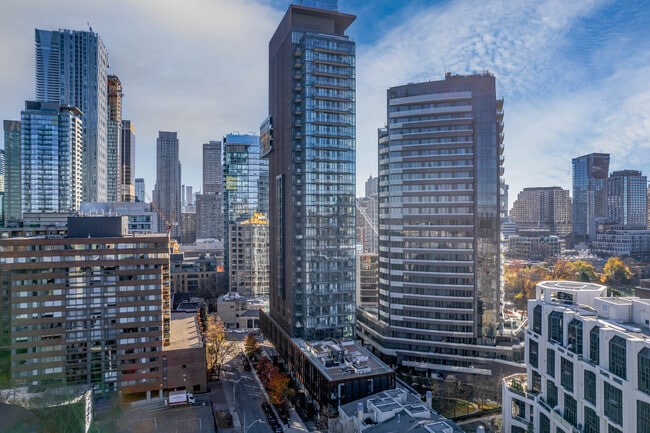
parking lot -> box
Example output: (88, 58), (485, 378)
(93, 399), (215, 433)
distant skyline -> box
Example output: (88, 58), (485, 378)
(1, 0), (649, 206)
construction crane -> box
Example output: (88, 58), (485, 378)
(144, 190), (178, 235)
(356, 201), (378, 235)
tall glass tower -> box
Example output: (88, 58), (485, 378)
(107, 75), (122, 202)
(35, 28), (109, 202)
(356, 73), (516, 375)
(572, 153), (610, 242)
(3, 120), (21, 225)
(20, 101), (83, 213)
(222, 133), (268, 289)
(264, 2), (356, 341)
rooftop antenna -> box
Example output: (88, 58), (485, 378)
(87, 22), (93, 32)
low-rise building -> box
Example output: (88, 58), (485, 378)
(337, 388), (464, 433)
(163, 313), (207, 394)
(502, 280), (650, 433)
(261, 312), (395, 415)
(216, 292), (267, 331)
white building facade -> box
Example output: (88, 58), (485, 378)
(502, 280), (650, 433)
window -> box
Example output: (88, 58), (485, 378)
(585, 370), (597, 404)
(638, 400), (650, 433)
(548, 311), (563, 344)
(567, 318), (583, 355)
(639, 348), (650, 395)
(608, 425), (622, 433)
(531, 371), (542, 394)
(533, 305), (542, 334)
(564, 394), (577, 427)
(604, 382), (622, 426)
(585, 406), (600, 433)
(590, 326), (600, 364)
(560, 357), (573, 392)
(609, 336), (626, 380)
(547, 380), (558, 408)
(547, 348), (555, 377)
(539, 413), (550, 433)
(529, 339), (538, 369)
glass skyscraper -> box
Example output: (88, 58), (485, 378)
(20, 101), (83, 213)
(121, 120), (136, 202)
(356, 73), (517, 375)
(3, 120), (21, 226)
(572, 153), (610, 241)
(263, 2), (356, 341)
(222, 133), (268, 289)
(35, 28), (109, 202)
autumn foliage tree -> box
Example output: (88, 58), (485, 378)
(601, 257), (633, 286)
(244, 333), (260, 359)
(255, 357), (294, 405)
(503, 262), (549, 309)
(206, 315), (237, 380)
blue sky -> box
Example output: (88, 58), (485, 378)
(1, 0), (649, 206)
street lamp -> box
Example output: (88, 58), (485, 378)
(245, 419), (263, 433)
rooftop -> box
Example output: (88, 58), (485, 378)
(338, 388), (464, 433)
(293, 339), (393, 381)
(165, 313), (203, 351)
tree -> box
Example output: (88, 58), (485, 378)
(244, 334), (260, 359)
(573, 260), (599, 282)
(267, 369), (294, 405)
(206, 315), (237, 380)
(602, 257), (633, 286)
(551, 260), (576, 280)
(503, 263), (549, 309)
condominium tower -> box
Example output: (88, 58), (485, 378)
(20, 101), (83, 214)
(107, 75), (123, 202)
(572, 153), (610, 242)
(121, 120), (136, 202)
(202, 141), (222, 195)
(153, 131), (182, 239)
(0, 216), (171, 397)
(607, 169), (647, 229)
(35, 28), (109, 202)
(509, 186), (572, 236)
(3, 120), (21, 225)
(356, 73), (518, 376)
(262, 1), (356, 342)
(502, 281), (650, 433)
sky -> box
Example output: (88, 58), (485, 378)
(1, 0), (649, 207)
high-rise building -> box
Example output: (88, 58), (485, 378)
(229, 213), (269, 298)
(502, 281), (650, 433)
(20, 101), (83, 214)
(356, 73), (520, 376)
(607, 169), (647, 229)
(365, 175), (378, 197)
(181, 211), (196, 245)
(222, 133), (268, 285)
(262, 2), (356, 342)
(121, 120), (136, 202)
(153, 131), (181, 239)
(35, 29), (109, 202)
(572, 153), (610, 242)
(0, 216), (171, 397)
(357, 174), (379, 254)
(510, 186), (572, 236)
(0, 149), (4, 224)
(195, 193), (220, 240)
(259, 2), (396, 413)
(202, 141), (221, 195)
(135, 178), (145, 203)
(3, 120), (21, 226)
(356, 253), (378, 309)
(107, 75), (122, 202)
(185, 185), (193, 207)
